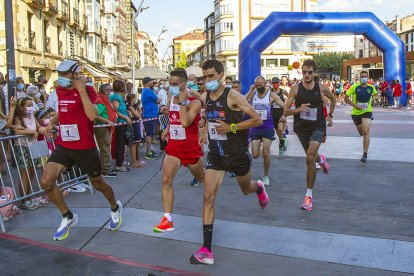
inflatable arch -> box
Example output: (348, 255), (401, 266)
(238, 12), (407, 105)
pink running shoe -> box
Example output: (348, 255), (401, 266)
(319, 154), (330, 174)
(189, 247), (214, 265)
(301, 196), (313, 211)
(256, 180), (269, 209)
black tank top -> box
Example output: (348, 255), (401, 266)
(293, 82), (326, 134)
(206, 87), (248, 156)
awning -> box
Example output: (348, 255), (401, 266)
(83, 64), (108, 79)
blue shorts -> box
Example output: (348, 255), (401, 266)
(251, 129), (275, 141)
(143, 119), (157, 137)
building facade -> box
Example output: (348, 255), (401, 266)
(172, 29), (205, 67)
(137, 31), (158, 68)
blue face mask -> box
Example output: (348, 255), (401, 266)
(170, 85), (181, 97)
(361, 77), (368, 84)
(16, 83), (25, 91)
(58, 76), (72, 88)
(206, 76), (221, 92)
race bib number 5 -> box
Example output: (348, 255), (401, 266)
(170, 124), (186, 140)
(357, 102), (369, 110)
(300, 108), (317, 121)
(60, 124), (80, 141)
(208, 123), (227, 141)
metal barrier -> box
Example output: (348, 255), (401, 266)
(0, 134), (92, 233)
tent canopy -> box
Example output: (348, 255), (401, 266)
(185, 66), (203, 77)
(122, 66), (169, 80)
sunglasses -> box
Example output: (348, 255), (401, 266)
(302, 70), (314, 75)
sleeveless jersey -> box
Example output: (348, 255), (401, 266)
(293, 83), (326, 134)
(272, 88), (285, 109)
(252, 90), (273, 132)
(206, 87), (248, 156)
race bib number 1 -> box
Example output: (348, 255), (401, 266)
(60, 124), (80, 141)
(208, 123), (227, 141)
(170, 124), (186, 140)
(300, 108), (317, 121)
(357, 102), (369, 110)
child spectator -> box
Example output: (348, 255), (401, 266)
(126, 94), (145, 168)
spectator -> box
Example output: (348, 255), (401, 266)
(46, 80), (59, 112)
(141, 77), (160, 160)
(126, 93), (144, 167)
(196, 77), (207, 95)
(158, 82), (169, 107)
(231, 80), (242, 93)
(16, 77), (27, 99)
(406, 78), (412, 110)
(225, 76), (233, 88)
(126, 82), (133, 94)
(153, 81), (160, 94)
(379, 78), (389, 107)
(187, 74), (198, 91)
(0, 96), (16, 176)
(111, 80), (131, 172)
(0, 72), (6, 115)
(392, 79), (402, 109)
(26, 85), (42, 110)
(95, 83), (118, 177)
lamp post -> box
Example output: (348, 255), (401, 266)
(131, 0), (149, 93)
(155, 26), (168, 68)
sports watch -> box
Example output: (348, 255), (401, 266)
(179, 100), (187, 106)
(230, 123), (238, 134)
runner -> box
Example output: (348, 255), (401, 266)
(153, 68), (205, 232)
(245, 76), (285, 186)
(344, 70), (377, 163)
(40, 59), (123, 241)
(189, 59), (269, 265)
(284, 59), (335, 211)
(271, 77), (289, 155)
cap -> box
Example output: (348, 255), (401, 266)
(55, 59), (81, 73)
(99, 83), (112, 93)
(272, 77), (281, 83)
(142, 77), (153, 85)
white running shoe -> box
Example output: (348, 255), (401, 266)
(109, 200), (123, 231)
(54, 213), (78, 241)
(262, 176), (270, 186)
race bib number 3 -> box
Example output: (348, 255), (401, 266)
(208, 123), (227, 141)
(357, 102), (369, 110)
(60, 124), (80, 141)
(300, 108), (317, 121)
(256, 110), (268, 120)
(170, 124), (186, 140)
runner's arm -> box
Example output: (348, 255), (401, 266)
(228, 89), (262, 131)
(320, 84), (336, 116)
(271, 92), (285, 109)
(74, 77), (98, 122)
(180, 100), (202, 128)
(284, 85), (299, 116)
(244, 85), (256, 103)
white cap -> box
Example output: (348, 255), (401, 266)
(55, 59), (80, 73)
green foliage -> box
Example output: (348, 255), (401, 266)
(176, 52), (188, 68)
(313, 52), (355, 75)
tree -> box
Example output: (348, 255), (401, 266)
(176, 52), (188, 68)
(313, 52), (355, 76)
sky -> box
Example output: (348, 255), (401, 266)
(133, 0), (412, 58)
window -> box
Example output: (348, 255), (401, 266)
(260, 59), (264, 67)
(220, 4), (233, 15)
(359, 49), (363, 58)
(360, 39), (364, 43)
(266, 59), (278, 68)
(279, 59), (289, 67)
(221, 39), (234, 50)
(221, 21), (233, 32)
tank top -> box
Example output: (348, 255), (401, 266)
(168, 97), (200, 145)
(252, 90), (273, 132)
(206, 87), (248, 156)
(272, 88), (285, 109)
(293, 82), (326, 134)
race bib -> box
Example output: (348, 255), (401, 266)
(357, 102), (369, 110)
(273, 103), (282, 109)
(208, 122), (227, 141)
(256, 110), (268, 120)
(60, 124), (80, 141)
(300, 108), (317, 121)
(170, 124), (186, 140)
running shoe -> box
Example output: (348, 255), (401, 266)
(316, 162), (321, 170)
(153, 216), (174, 233)
(103, 171), (118, 178)
(256, 180), (269, 209)
(189, 247), (214, 265)
(109, 200), (123, 231)
(279, 145), (285, 155)
(20, 200), (38, 210)
(190, 178), (200, 187)
(122, 161), (131, 166)
(300, 196), (313, 211)
(145, 152), (158, 160)
(116, 166), (130, 172)
(262, 176), (270, 186)
(319, 154), (330, 174)
(360, 155), (367, 163)
(54, 213), (78, 241)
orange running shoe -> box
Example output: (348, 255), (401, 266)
(153, 216), (174, 233)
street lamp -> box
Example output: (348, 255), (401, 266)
(131, 0), (149, 93)
(155, 26), (168, 68)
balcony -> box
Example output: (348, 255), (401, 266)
(79, 15), (87, 31)
(43, 0), (58, 15)
(102, 28), (108, 42)
(44, 37), (51, 53)
(58, 41), (63, 56)
(24, 0), (44, 9)
(69, 8), (79, 26)
(57, 0), (69, 22)
(29, 31), (36, 50)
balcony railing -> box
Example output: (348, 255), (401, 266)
(24, 0), (44, 9)
(58, 41), (63, 56)
(43, 0), (58, 15)
(70, 7), (79, 26)
(29, 31), (36, 50)
(57, 0), (69, 21)
(44, 37), (51, 53)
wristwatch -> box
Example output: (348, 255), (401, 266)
(230, 123), (238, 134)
(328, 112), (334, 118)
(179, 100), (187, 106)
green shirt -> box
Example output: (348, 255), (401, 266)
(346, 83), (377, 115)
(95, 103), (108, 125)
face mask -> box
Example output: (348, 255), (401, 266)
(35, 92), (42, 99)
(43, 118), (51, 125)
(154, 87), (160, 92)
(361, 77), (368, 84)
(17, 83), (25, 91)
(86, 82), (93, 86)
(273, 84), (279, 90)
(110, 92), (114, 97)
(226, 84), (232, 88)
(25, 106), (34, 115)
(58, 76), (72, 88)
(257, 87), (266, 94)
(206, 76), (221, 92)
(170, 84), (183, 97)
(187, 81), (195, 87)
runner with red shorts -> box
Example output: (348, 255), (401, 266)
(153, 69), (204, 233)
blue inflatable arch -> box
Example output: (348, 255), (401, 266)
(239, 12), (406, 105)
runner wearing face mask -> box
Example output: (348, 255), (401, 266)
(344, 70), (377, 163)
(153, 68), (204, 233)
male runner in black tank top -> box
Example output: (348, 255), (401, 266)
(189, 59), (269, 265)
(284, 59), (336, 212)
(271, 77), (289, 155)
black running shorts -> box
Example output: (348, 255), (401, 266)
(48, 145), (102, 178)
(351, 112), (372, 126)
(205, 150), (251, 177)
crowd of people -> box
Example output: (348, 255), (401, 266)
(0, 57), (410, 265)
